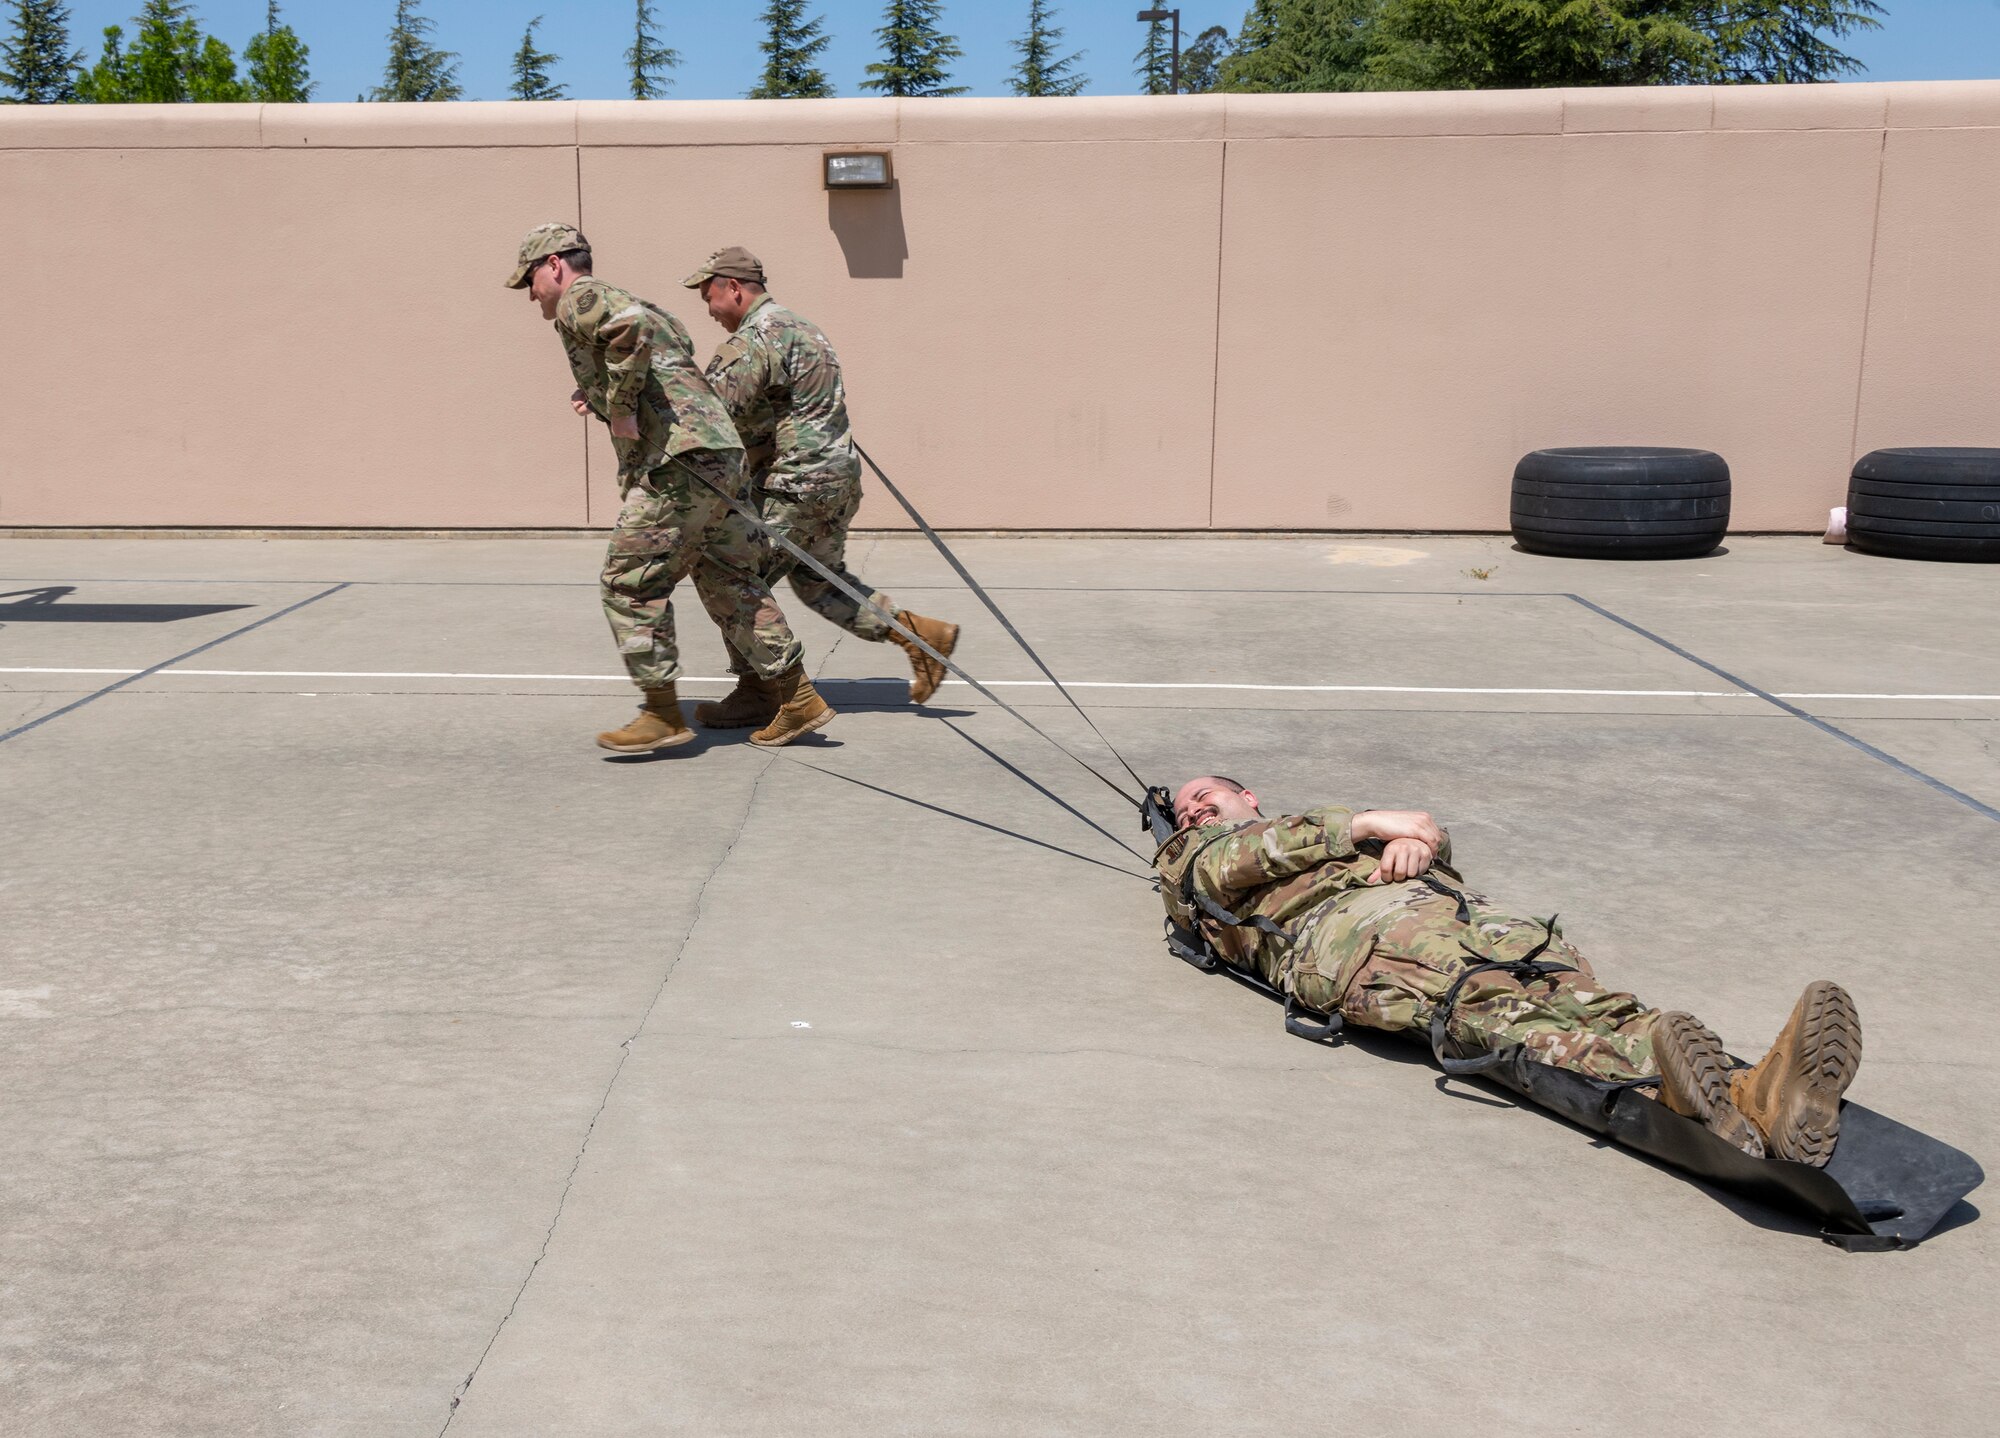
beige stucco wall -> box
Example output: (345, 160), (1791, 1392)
(2, 85), (1995, 531)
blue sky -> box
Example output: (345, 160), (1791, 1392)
(55, 1), (2000, 101)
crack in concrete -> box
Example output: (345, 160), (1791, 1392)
(435, 751), (781, 1434)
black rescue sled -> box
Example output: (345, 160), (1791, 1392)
(714, 429), (1979, 1254)
(1141, 789), (1982, 1251)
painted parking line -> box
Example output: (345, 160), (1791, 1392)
(3, 666), (1999, 702)
(1566, 593), (2000, 826)
(0, 585), (353, 746)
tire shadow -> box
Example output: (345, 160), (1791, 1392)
(1506, 542), (1731, 560)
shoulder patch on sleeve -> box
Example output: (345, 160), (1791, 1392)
(559, 281), (605, 327)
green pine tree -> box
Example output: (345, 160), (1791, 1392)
(626, 0), (679, 99)
(1, 0), (83, 102)
(1008, 0), (1085, 96)
(1220, 0), (1378, 93)
(186, 29), (244, 100)
(862, 0), (964, 97)
(372, 0), (460, 101)
(74, 24), (130, 100)
(71, 3), (246, 103)
(1356, 0), (1882, 90)
(508, 15), (565, 100)
(1133, 11), (1171, 94)
(124, 0), (194, 102)
(243, 0), (311, 102)
(748, 0), (834, 98)
(1368, 0), (1709, 88)
(1180, 24), (1230, 92)
(1704, 0), (1884, 83)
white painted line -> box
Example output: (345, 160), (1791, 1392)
(945, 681), (1749, 696)
(3, 667), (1997, 702)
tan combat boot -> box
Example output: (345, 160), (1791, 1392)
(886, 610), (960, 704)
(747, 664), (836, 748)
(694, 647), (781, 729)
(596, 685), (695, 753)
(1728, 980), (1862, 1167)
(1652, 1010), (1766, 1159)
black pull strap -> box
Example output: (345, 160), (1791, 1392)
(854, 442), (1152, 803)
(680, 461), (1147, 814)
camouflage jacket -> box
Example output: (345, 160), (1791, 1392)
(555, 277), (742, 485)
(703, 294), (861, 493)
(1152, 807), (1461, 992)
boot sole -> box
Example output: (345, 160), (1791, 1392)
(746, 704), (836, 748)
(595, 729), (698, 753)
(1654, 1011), (1766, 1159)
(1770, 980), (1862, 1167)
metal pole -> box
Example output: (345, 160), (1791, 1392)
(1170, 10), (1181, 95)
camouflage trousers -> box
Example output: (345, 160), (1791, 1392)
(1289, 882), (1658, 1083)
(601, 450), (803, 689)
(732, 477), (896, 666)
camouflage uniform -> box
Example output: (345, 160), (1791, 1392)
(703, 293), (899, 644)
(1154, 807), (1658, 1082)
(556, 277), (802, 688)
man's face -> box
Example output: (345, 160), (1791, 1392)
(527, 256), (569, 321)
(1174, 777), (1261, 830)
(703, 277), (752, 332)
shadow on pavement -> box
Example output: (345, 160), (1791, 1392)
(0, 586), (252, 624)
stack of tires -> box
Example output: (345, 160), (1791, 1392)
(1847, 449), (2000, 562)
(1510, 447), (1730, 560)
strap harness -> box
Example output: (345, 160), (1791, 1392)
(666, 426), (1645, 1088)
(1141, 787), (1344, 1044)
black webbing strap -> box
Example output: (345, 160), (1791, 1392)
(1164, 920), (1220, 972)
(1426, 915), (1568, 1077)
(1427, 959), (1575, 1077)
(854, 442), (1151, 803)
(1174, 827), (1345, 1042)
(1424, 918), (1666, 1091)
(1420, 870), (1474, 925)
(677, 461), (1146, 812)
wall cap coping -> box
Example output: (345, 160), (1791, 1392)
(4, 82), (2000, 151)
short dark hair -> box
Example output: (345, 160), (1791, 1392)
(559, 247), (592, 274)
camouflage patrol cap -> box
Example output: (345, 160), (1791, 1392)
(682, 246), (767, 288)
(505, 222), (589, 289)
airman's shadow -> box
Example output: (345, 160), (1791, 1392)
(0, 586), (251, 623)
(599, 727), (844, 764)
(810, 677), (974, 717)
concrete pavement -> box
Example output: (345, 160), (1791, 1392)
(1, 535), (1994, 1436)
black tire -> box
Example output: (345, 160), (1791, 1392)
(1511, 447), (1729, 560)
(1849, 477), (2000, 504)
(1852, 448), (2000, 486)
(1846, 449), (2000, 562)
